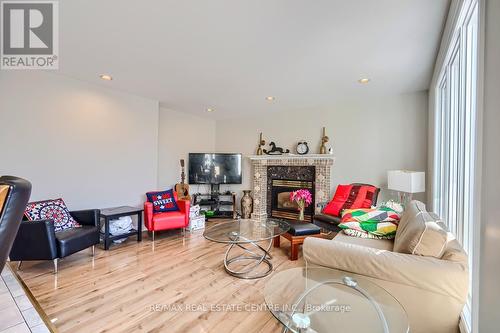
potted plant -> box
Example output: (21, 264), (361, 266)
(290, 189), (312, 221)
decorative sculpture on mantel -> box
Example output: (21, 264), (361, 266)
(263, 142), (290, 155)
(256, 132), (266, 155)
(319, 127), (329, 154)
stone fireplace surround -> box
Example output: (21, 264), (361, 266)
(248, 155), (335, 220)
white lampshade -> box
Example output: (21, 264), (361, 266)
(387, 170), (425, 193)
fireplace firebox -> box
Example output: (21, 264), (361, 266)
(270, 179), (314, 221)
(267, 166), (315, 222)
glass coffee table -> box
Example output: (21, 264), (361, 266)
(264, 267), (409, 332)
(203, 218), (290, 279)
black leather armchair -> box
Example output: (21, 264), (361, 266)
(9, 208), (100, 273)
(313, 183), (380, 232)
(0, 176), (32, 274)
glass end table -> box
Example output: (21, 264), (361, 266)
(203, 218), (290, 279)
(264, 267), (409, 333)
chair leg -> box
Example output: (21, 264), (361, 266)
(152, 231), (155, 242)
(91, 245), (95, 257)
(17, 261), (22, 271)
(53, 258), (58, 274)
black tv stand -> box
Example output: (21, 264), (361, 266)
(210, 184), (220, 196)
(193, 185), (236, 220)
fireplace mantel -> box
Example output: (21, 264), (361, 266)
(248, 154), (334, 220)
(247, 154), (335, 161)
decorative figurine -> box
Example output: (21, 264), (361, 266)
(256, 132), (266, 155)
(263, 142), (290, 155)
(319, 127), (329, 154)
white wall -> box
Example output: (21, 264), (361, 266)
(215, 92), (428, 204)
(0, 72), (428, 213)
(157, 107), (216, 193)
(0, 71), (159, 210)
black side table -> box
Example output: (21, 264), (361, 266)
(100, 206), (143, 250)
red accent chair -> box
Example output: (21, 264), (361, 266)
(144, 192), (189, 241)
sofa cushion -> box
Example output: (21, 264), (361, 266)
(312, 214), (341, 233)
(24, 198), (80, 232)
(55, 225), (99, 258)
(151, 211), (186, 229)
(313, 213), (341, 225)
(394, 200), (448, 258)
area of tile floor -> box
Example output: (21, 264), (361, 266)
(0, 265), (50, 333)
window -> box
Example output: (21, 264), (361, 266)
(433, 0), (478, 331)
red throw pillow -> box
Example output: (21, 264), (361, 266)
(323, 184), (377, 217)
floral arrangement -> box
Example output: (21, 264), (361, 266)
(290, 189), (312, 220)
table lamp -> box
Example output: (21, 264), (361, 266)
(387, 170), (425, 205)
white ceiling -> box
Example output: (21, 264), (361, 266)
(59, 0), (449, 118)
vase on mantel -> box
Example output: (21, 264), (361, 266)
(241, 190), (253, 219)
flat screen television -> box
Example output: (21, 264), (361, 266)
(188, 153), (242, 184)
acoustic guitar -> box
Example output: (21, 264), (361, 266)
(175, 159), (191, 201)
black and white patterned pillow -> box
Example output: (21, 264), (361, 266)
(24, 198), (80, 232)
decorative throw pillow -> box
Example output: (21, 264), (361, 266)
(341, 207), (401, 223)
(322, 184), (377, 217)
(342, 229), (395, 240)
(24, 198), (80, 232)
(338, 220), (398, 237)
(146, 189), (179, 213)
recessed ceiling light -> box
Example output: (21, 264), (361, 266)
(206, 108), (214, 112)
(266, 96), (275, 101)
(99, 74), (113, 81)
(358, 78), (370, 84)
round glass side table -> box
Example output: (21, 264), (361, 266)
(264, 267), (409, 332)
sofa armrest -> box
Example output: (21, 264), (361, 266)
(144, 202), (153, 230)
(303, 237), (468, 303)
(9, 220), (58, 260)
(177, 199), (190, 214)
(177, 200), (190, 227)
(70, 209), (100, 227)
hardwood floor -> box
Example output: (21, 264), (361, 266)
(11, 221), (304, 333)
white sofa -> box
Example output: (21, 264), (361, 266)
(303, 200), (468, 333)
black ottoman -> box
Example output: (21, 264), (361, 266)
(274, 221), (323, 260)
(288, 221), (321, 236)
